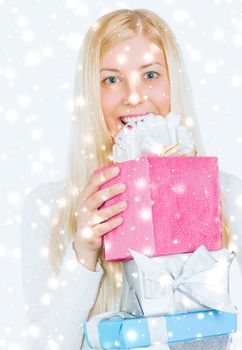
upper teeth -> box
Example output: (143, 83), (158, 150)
(121, 114), (153, 123)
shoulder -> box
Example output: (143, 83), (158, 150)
(25, 179), (66, 203)
(219, 170), (242, 277)
(219, 169), (242, 212)
(219, 169), (242, 242)
(21, 179), (67, 245)
(22, 179), (66, 217)
(219, 169), (242, 194)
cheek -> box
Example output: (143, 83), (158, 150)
(152, 80), (170, 113)
(101, 88), (117, 112)
(158, 78), (170, 98)
(151, 82), (169, 101)
(100, 88), (107, 110)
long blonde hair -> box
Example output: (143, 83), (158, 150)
(48, 8), (231, 319)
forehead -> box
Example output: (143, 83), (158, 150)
(100, 35), (166, 70)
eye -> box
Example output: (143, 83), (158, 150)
(144, 71), (160, 80)
(102, 76), (121, 85)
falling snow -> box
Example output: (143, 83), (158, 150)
(1, 0), (242, 349)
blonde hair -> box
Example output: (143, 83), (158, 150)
(48, 8), (231, 319)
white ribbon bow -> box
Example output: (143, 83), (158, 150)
(84, 311), (170, 349)
(113, 112), (196, 162)
(129, 245), (235, 315)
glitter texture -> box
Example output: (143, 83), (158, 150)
(169, 334), (231, 350)
(94, 156), (222, 261)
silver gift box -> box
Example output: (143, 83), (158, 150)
(169, 334), (231, 350)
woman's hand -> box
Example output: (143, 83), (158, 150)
(72, 166), (127, 271)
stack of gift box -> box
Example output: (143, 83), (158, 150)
(84, 113), (237, 349)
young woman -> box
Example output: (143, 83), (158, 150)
(20, 8), (242, 350)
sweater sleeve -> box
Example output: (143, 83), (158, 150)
(220, 171), (242, 275)
(20, 181), (104, 350)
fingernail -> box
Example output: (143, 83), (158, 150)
(115, 216), (123, 222)
(111, 167), (120, 174)
(116, 183), (126, 191)
(118, 201), (127, 209)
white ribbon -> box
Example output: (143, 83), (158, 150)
(113, 112), (196, 162)
(85, 312), (132, 348)
(129, 245), (236, 315)
(85, 311), (170, 349)
(147, 317), (169, 348)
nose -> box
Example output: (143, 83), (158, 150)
(123, 73), (146, 105)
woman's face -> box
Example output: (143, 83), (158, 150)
(100, 34), (170, 138)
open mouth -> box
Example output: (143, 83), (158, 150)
(120, 116), (147, 125)
(121, 119), (128, 125)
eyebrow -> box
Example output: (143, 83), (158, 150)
(100, 62), (165, 73)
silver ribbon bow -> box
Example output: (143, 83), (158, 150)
(113, 112), (197, 162)
(129, 245), (235, 315)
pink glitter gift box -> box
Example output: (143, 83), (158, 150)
(94, 156), (222, 261)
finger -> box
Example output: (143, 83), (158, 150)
(96, 216), (124, 236)
(85, 182), (126, 212)
(80, 166), (120, 203)
(90, 201), (127, 225)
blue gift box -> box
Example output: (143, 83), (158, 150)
(84, 309), (237, 349)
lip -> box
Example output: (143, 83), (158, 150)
(119, 112), (153, 119)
